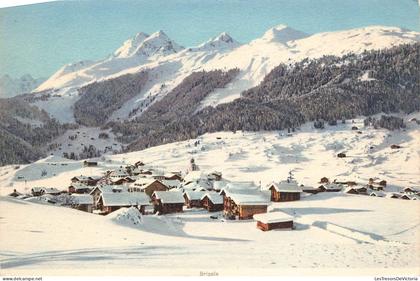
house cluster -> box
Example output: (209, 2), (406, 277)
(9, 159), (419, 232)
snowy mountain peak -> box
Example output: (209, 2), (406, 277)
(114, 32), (150, 58)
(131, 30), (184, 58)
(260, 24), (309, 43)
(192, 32), (240, 52)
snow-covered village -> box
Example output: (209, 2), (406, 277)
(1, 0), (420, 279)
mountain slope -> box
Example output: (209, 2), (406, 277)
(0, 74), (45, 98)
(32, 25), (420, 124)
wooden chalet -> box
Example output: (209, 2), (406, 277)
(98, 192), (150, 215)
(318, 183), (343, 192)
(369, 191), (385, 197)
(151, 191), (184, 215)
(164, 173), (183, 181)
(183, 190), (206, 208)
(111, 176), (136, 185)
(68, 184), (92, 194)
(141, 180), (169, 197)
(90, 185), (130, 209)
(71, 176), (99, 186)
(386, 193), (400, 199)
(200, 193), (224, 212)
(302, 186), (318, 194)
(254, 212), (294, 231)
(223, 189), (270, 220)
(83, 160), (98, 167)
(403, 187), (419, 194)
(31, 187), (44, 196)
(267, 178), (302, 202)
(71, 194), (94, 213)
(343, 187), (358, 194)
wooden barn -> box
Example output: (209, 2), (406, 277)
(71, 194), (94, 213)
(254, 212), (294, 231)
(183, 190), (206, 208)
(151, 191), (184, 215)
(302, 186), (318, 194)
(343, 187), (358, 194)
(200, 193), (224, 212)
(369, 191), (385, 197)
(223, 191), (270, 220)
(403, 187), (419, 194)
(267, 180), (302, 202)
(164, 173), (183, 181)
(97, 192), (150, 215)
(31, 187), (44, 196)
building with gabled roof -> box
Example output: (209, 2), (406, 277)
(201, 192), (224, 212)
(151, 191), (184, 214)
(254, 212), (294, 231)
(183, 190), (206, 208)
(98, 192), (150, 215)
(267, 179), (302, 202)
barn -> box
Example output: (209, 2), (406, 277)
(200, 193), (224, 212)
(152, 191), (185, 214)
(254, 212), (294, 231)
(224, 190), (270, 220)
(267, 180), (302, 202)
(71, 194), (94, 213)
(71, 176), (99, 186)
(343, 187), (358, 194)
(97, 192), (150, 215)
(183, 190), (206, 208)
(68, 184), (92, 194)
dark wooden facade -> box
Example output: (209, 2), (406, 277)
(269, 186), (300, 202)
(256, 220), (293, 231)
(143, 181), (169, 197)
(152, 199), (183, 214)
(223, 196), (267, 220)
(183, 194), (203, 208)
(201, 195), (223, 212)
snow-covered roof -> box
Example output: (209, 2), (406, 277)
(343, 186), (357, 193)
(91, 185), (129, 194)
(184, 190), (206, 201)
(43, 187), (62, 194)
(253, 212), (294, 224)
(320, 183), (343, 190)
(212, 180), (228, 190)
(161, 179), (181, 188)
(101, 192), (150, 206)
(226, 189), (270, 206)
(153, 191), (185, 204)
(71, 194), (93, 205)
(201, 192), (224, 204)
(268, 180), (302, 192)
(385, 193), (400, 198)
(369, 191), (385, 197)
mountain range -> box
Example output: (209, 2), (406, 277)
(0, 24), (419, 165)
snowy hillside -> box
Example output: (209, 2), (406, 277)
(0, 115), (419, 274)
(33, 25), (420, 122)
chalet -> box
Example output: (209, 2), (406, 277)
(390, 144), (401, 149)
(42, 187), (62, 196)
(83, 160), (98, 167)
(343, 187), (358, 194)
(31, 187), (44, 196)
(318, 183), (343, 192)
(71, 176), (98, 186)
(337, 152), (346, 158)
(400, 194), (411, 200)
(224, 189), (270, 220)
(97, 192), (150, 215)
(68, 184), (92, 194)
(140, 180), (169, 197)
(403, 187), (419, 194)
(254, 212), (294, 231)
(71, 194), (94, 213)
(267, 177), (302, 202)
(109, 168), (130, 179)
(111, 177), (136, 185)
(183, 190), (206, 208)
(369, 191), (385, 197)
(200, 193), (224, 212)
(161, 179), (182, 189)
(90, 185), (129, 209)
(302, 186), (318, 194)
(152, 191), (185, 214)
(139, 169), (153, 175)
(354, 186), (368, 194)
(386, 193), (400, 199)
(164, 173), (183, 181)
